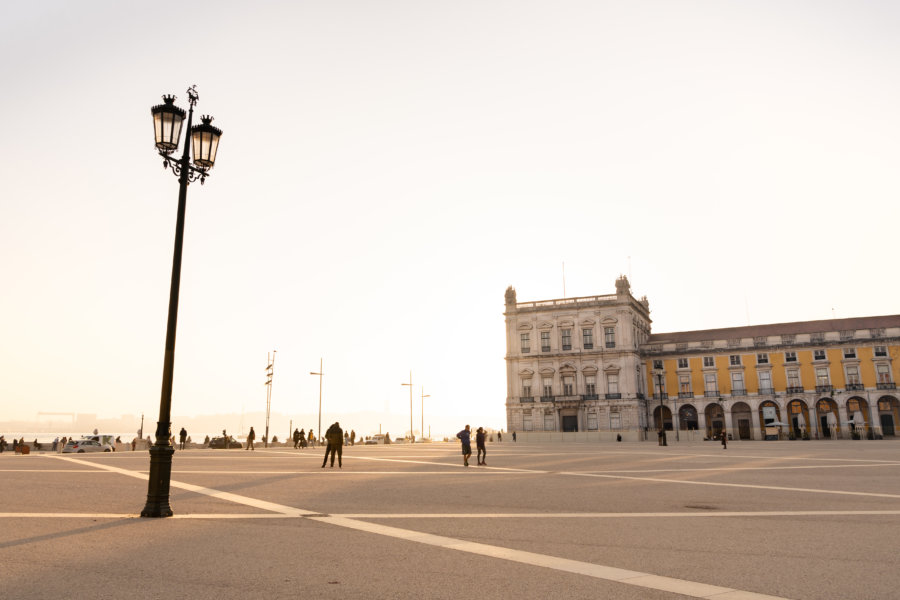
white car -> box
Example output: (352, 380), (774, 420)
(62, 439), (112, 453)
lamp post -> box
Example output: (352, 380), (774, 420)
(401, 371), (413, 441)
(421, 388), (430, 441)
(655, 372), (667, 447)
(310, 358), (323, 442)
(264, 351), (276, 448)
(142, 86), (222, 518)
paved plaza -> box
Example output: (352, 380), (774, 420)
(2, 439), (899, 599)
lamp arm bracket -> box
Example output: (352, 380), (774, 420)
(160, 153), (211, 185)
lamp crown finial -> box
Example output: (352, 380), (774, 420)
(200, 115), (214, 124)
(162, 94), (176, 104)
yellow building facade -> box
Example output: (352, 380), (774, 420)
(643, 316), (900, 440)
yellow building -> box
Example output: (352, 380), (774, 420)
(643, 316), (900, 440)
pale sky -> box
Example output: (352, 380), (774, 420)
(2, 1), (899, 437)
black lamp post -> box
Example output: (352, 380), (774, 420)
(141, 86), (222, 518)
(656, 372), (667, 446)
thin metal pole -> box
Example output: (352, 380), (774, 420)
(142, 99), (194, 518)
(401, 372), (412, 440)
(309, 358), (323, 440)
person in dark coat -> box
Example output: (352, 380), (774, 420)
(246, 427), (256, 451)
(475, 427), (487, 465)
(179, 428), (187, 450)
(293, 428), (301, 449)
(322, 422), (343, 468)
(457, 425), (472, 467)
(721, 429), (727, 450)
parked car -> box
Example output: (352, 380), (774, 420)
(87, 434), (117, 451)
(62, 439), (111, 453)
(364, 434), (386, 445)
(207, 436), (242, 449)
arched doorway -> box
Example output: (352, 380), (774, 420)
(758, 400), (782, 439)
(705, 402), (725, 438)
(679, 404), (698, 430)
(653, 405), (672, 430)
(732, 402), (753, 440)
(815, 398), (839, 438)
(845, 397), (869, 437)
(787, 399), (810, 438)
(877, 396), (900, 436)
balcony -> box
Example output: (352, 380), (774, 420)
(815, 385), (833, 394)
(521, 347), (530, 354)
(582, 394), (599, 400)
(678, 392), (694, 399)
(786, 386), (804, 394)
(845, 383), (864, 391)
(731, 388), (747, 396)
(562, 345), (572, 351)
(541, 346), (551, 353)
(877, 382), (897, 390)
(758, 387), (775, 395)
(653, 393), (668, 401)
(705, 390), (720, 398)
(605, 393), (622, 400)
(540, 396), (555, 402)
(519, 396), (534, 403)
(606, 342), (616, 348)
(583, 343), (593, 350)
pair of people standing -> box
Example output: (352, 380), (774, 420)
(456, 425), (488, 467)
(321, 422), (343, 468)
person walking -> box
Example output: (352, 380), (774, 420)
(512, 431), (516, 442)
(721, 428), (727, 450)
(293, 428), (301, 449)
(308, 429), (315, 448)
(349, 429), (356, 446)
(475, 427), (487, 465)
(246, 426), (256, 451)
(497, 432), (502, 443)
(322, 422), (343, 468)
(457, 425), (472, 467)
(179, 427), (187, 450)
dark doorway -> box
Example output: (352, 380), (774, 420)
(738, 419), (751, 440)
(562, 416), (578, 432)
(820, 415), (831, 438)
(881, 414), (895, 436)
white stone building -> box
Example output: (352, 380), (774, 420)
(504, 276), (651, 433)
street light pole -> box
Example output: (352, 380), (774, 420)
(142, 86), (222, 518)
(310, 358), (323, 442)
(264, 351), (276, 448)
(421, 388), (430, 441)
(401, 371), (412, 440)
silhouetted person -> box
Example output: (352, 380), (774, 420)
(349, 429), (356, 446)
(293, 428), (301, 449)
(721, 429), (727, 450)
(512, 431), (516, 442)
(476, 427), (487, 465)
(308, 429), (315, 448)
(322, 422), (343, 468)
(457, 425), (472, 467)
(179, 428), (187, 450)
(497, 432), (502, 442)
(246, 427), (256, 451)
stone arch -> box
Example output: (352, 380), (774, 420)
(705, 402), (725, 438)
(653, 404), (672, 431)
(876, 395), (900, 436)
(678, 404), (698, 430)
(758, 400), (782, 439)
(814, 397), (840, 438)
(787, 399), (811, 438)
(731, 401), (753, 440)
(845, 396), (870, 436)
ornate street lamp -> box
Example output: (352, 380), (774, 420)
(142, 86), (222, 518)
(656, 372), (667, 446)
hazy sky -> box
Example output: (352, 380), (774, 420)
(2, 1), (899, 436)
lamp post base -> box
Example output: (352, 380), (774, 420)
(141, 442), (175, 518)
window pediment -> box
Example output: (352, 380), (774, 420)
(538, 321), (554, 331)
(559, 319), (575, 328)
(518, 369), (534, 378)
(580, 319), (596, 327)
(603, 363), (621, 374)
(582, 365), (599, 375)
(600, 316), (618, 325)
(539, 367), (556, 376)
(517, 322), (533, 331)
